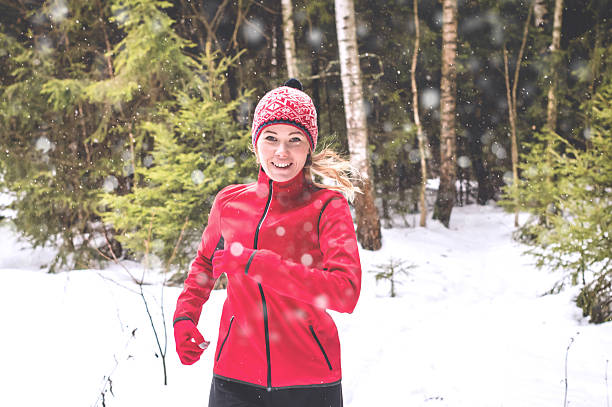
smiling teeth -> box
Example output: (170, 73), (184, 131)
(274, 162), (291, 168)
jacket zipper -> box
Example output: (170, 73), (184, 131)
(255, 179), (273, 390)
(309, 325), (333, 371)
(216, 315), (235, 362)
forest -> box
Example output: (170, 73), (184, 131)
(0, 0), (610, 325)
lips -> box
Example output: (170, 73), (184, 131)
(272, 162), (292, 169)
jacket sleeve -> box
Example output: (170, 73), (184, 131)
(173, 191), (225, 326)
(245, 196), (361, 314)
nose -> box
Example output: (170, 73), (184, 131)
(275, 141), (289, 157)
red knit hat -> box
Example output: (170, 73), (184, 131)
(252, 79), (318, 151)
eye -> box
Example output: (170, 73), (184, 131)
(264, 135), (277, 142)
(290, 137), (303, 143)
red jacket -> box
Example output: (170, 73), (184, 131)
(173, 168), (361, 390)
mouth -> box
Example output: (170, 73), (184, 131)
(272, 162), (292, 169)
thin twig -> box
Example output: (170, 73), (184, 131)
(247, 0), (278, 14)
(162, 216), (189, 357)
(564, 337), (575, 407)
(141, 214), (155, 284)
(97, 230), (139, 284)
(99, 218), (168, 384)
(166, 216), (189, 269)
(606, 359), (610, 407)
(96, 272), (140, 295)
(92, 330), (136, 407)
(512, 2), (534, 118)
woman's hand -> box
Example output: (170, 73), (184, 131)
(173, 319), (210, 365)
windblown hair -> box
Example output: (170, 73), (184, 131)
(304, 147), (361, 202)
(251, 142), (361, 202)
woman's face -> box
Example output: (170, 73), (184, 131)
(256, 123), (310, 182)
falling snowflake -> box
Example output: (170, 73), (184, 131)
(301, 253), (313, 267)
(49, 0), (68, 23)
(102, 176), (119, 192)
(242, 19), (264, 45)
(421, 88), (440, 110)
(35, 137), (54, 153)
(230, 242), (244, 257)
(503, 171), (514, 185)
(458, 156), (472, 168)
(191, 170), (204, 185)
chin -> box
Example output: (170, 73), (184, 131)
(271, 173), (296, 182)
(265, 166), (300, 182)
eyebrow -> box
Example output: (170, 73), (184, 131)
(262, 129), (305, 136)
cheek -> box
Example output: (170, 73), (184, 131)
(255, 145), (268, 162)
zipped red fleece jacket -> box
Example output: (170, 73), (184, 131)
(173, 168), (361, 390)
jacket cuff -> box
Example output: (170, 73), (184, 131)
(173, 316), (194, 327)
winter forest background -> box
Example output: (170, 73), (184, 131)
(0, 0), (610, 406)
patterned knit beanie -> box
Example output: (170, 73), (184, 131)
(251, 79), (318, 151)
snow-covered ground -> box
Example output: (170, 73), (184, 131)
(0, 204), (610, 407)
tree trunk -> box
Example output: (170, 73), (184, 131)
(411, 0), (427, 227)
(311, 56), (322, 133)
(281, 0), (299, 78)
(471, 105), (495, 205)
(270, 8), (279, 79)
(546, 0), (563, 131)
(334, 0), (382, 250)
(432, 0), (458, 228)
(503, 4), (532, 227)
(534, 0), (547, 28)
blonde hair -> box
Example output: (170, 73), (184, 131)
(251, 141), (362, 202)
(304, 147), (362, 202)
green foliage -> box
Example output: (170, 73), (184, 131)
(0, 0), (254, 272)
(0, 4), (123, 271)
(94, 2), (255, 272)
(101, 50), (255, 271)
(504, 78), (612, 323)
(371, 257), (415, 297)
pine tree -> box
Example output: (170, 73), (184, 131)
(101, 47), (254, 271)
(0, 0), (253, 272)
(0, 1), (125, 271)
(506, 74), (612, 323)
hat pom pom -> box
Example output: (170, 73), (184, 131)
(283, 78), (303, 91)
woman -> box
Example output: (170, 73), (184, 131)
(173, 79), (362, 407)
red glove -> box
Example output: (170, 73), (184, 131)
(212, 246), (256, 279)
(173, 319), (209, 365)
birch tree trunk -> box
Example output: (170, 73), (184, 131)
(334, 0), (382, 250)
(546, 0), (564, 131)
(432, 0), (457, 228)
(411, 0), (427, 227)
(281, 0), (298, 78)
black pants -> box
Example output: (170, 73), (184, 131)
(208, 376), (343, 407)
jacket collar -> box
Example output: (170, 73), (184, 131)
(256, 166), (311, 202)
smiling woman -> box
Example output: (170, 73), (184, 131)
(255, 124), (310, 182)
(173, 79), (363, 407)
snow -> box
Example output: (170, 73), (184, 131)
(0, 204), (610, 407)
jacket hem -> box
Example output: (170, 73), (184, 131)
(212, 373), (342, 390)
